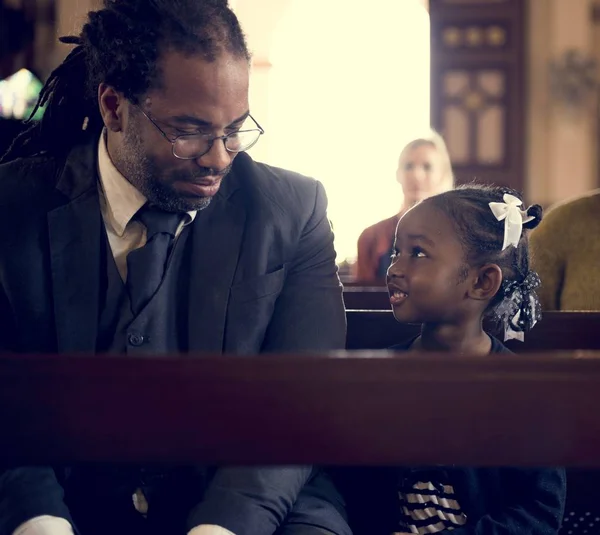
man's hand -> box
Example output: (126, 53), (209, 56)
(188, 526), (235, 535)
(13, 517), (74, 535)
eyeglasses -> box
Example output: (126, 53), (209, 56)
(133, 104), (264, 160)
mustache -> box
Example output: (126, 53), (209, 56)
(192, 164), (233, 180)
(168, 163), (233, 184)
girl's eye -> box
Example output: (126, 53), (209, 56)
(412, 247), (427, 258)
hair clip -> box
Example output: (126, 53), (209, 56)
(497, 271), (542, 342)
(489, 194), (534, 250)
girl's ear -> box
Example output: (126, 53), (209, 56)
(468, 263), (503, 302)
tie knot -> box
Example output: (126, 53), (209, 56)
(137, 205), (182, 239)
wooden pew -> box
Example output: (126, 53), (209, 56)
(2, 353), (600, 534)
(346, 310), (600, 352)
(2, 352), (600, 466)
(338, 278), (386, 288)
(343, 286), (390, 310)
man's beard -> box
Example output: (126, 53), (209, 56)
(114, 122), (229, 213)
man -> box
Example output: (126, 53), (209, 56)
(0, 1), (348, 535)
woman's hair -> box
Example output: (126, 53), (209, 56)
(1, 0), (249, 164)
(397, 129), (455, 192)
(427, 183), (543, 339)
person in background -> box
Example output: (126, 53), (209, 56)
(530, 189), (600, 310)
(355, 130), (454, 283)
(0, 1), (350, 535)
(344, 184), (565, 535)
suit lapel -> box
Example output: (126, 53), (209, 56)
(187, 157), (247, 353)
(47, 143), (252, 354)
(48, 140), (102, 353)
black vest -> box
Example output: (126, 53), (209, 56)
(96, 224), (193, 354)
(64, 223), (211, 535)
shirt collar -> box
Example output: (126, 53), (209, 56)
(97, 130), (196, 236)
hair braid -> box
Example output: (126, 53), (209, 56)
(1, 0), (249, 164)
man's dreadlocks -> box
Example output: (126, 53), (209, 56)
(1, 0), (249, 163)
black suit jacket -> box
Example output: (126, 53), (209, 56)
(0, 138), (348, 535)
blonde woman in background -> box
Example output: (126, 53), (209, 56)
(355, 130), (454, 283)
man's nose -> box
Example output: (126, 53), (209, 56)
(195, 138), (232, 173)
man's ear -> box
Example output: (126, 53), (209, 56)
(468, 263), (503, 302)
(98, 83), (125, 132)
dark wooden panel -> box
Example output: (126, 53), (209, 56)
(3, 352), (600, 467)
(429, 0), (526, 190)
(343, 287), (390, 310)
(340, 279), (385, 288)
(346, 310), (600, 352)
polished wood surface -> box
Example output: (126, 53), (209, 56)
(343, 286), (390, 310)
(346, 310), (600, 352)
(2, 351), (600, 466)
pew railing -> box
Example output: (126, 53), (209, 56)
(343, 285), (390, 310)
(2, 352), (600, 467)
(345, 310), (600, 352)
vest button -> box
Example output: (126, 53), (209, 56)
(128, 333), (145, 347)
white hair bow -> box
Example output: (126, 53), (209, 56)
(488, 194), (534, 250)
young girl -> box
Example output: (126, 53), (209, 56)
(346, 184), (566, 534)
(355, 131), (454, 283)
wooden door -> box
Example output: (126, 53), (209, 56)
(429, 0), (526, 192)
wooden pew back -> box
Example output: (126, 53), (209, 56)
(3, 352), (600, 533)
(346, 310), (600, 352)
(343, 286), (389, 310)
(3, 352), (600, 466)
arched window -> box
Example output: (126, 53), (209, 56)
(266, 0), (430, 263)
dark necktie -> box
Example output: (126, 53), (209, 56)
(126, 205), (182, 315)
